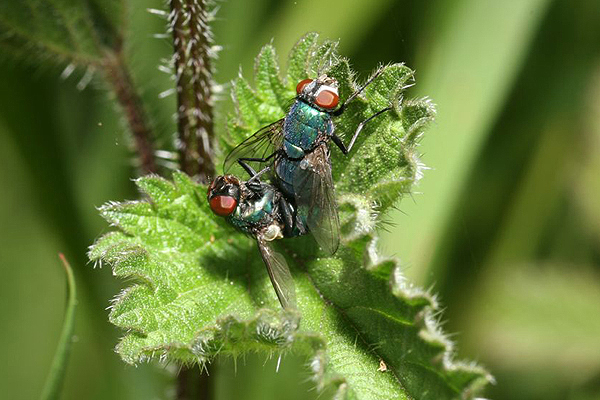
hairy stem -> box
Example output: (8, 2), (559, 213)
(170, 0), (216, 182)
(176, 365), (213, 400)
(102, 50), (158, 174)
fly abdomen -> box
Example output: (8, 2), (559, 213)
(274, 158), (300, 199)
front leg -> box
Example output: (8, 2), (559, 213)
(332, 66), (386, 117)
(331, 106), (392, 155)
(237, 150), (280, 179)
(246, 166), (271, 193)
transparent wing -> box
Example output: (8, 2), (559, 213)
(256, 237), (297, 309)
(292, 144), (340, 254)
(223, 119), (285, 178)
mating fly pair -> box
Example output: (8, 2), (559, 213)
(208, 68), (390, 309)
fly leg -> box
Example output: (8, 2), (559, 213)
(246, 166), (271, 193)
(332, 66), (386, 117)
(331, 106), (392, 155)
(278, 197), (296, 237)
(237, 150), (279, 179)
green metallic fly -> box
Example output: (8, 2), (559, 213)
(224, 70), (390, 255)
(207, 174), (307, 309)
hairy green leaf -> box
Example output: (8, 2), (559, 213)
(91, 33), (492, 399)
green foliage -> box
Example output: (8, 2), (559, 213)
(90, 34), (492, 399)
(0, 0), (123, 65)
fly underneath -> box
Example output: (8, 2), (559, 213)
(207, 174), (307, 309)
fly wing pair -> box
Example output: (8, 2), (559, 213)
(224, 120), (341, 254)
(291, 144), (340, 254)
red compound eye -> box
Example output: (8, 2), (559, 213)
(209, 195), (237, 216)
(315, 89), (339, 109)
(296, 78), (313, 94)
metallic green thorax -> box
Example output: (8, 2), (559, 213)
(227, 187), (277, 234)
(276, 100), (334, 198)
(225, 182), (308, 239)
(283, 100), (333, 154)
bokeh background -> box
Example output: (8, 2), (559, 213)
(1, 0), (600, 399)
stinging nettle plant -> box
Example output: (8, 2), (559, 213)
(0, 0), (493, 398)
(90, 32), (493, 399)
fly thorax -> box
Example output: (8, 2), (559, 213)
(231, 202), (246, 219)
(284, 101), (332, 151)
(254, 193), (269, 211)
(262, 223), (283, 241)
(283, 140), (305, 159)
(237, 200), (254, 218)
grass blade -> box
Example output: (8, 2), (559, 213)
(40, 254), (77, 400)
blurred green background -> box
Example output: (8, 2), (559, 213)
(1, 0), (600, 399)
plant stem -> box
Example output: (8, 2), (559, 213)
(170, 0), (216, 182)
(102, 50), (158, 174)
(176, 364), (213, 400)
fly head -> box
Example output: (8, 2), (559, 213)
(207, 175), (241, 217)
(296, 75), (340, 111)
